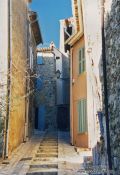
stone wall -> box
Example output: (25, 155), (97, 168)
(104, 0), (120, 173)
(36, 52), (57, 130)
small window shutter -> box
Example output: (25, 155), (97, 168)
(79, 49), (82, 74)
(78, 47), (85, 74)
(37, 56), (43, 65)
(78, 99), (87, 133)
(82, 48), (85, 72)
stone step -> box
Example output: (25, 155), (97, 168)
(41, 142), (58, 144)
(43, 137), (58, 140)
(26, 170), (58, 175)
(42, 139), (57, 141)
(35, 153), (58, 158)
(33, 157), (58, 162)
(39, 145), (58, 148)
(37, 150), (58, 153)
(40, 144), (58, 146)
(30, 163), (58, 169)
(40, 142), (58, 145)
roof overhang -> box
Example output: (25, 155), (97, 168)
(36, 47), (53, 53)
(28, 11), (43, 45)
(65, 31), (84, 46)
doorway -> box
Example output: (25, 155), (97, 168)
(57, 106), (70, 131)
(35, 105), (45, 131)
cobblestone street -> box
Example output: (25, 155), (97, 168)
(0, 131), (91, 175)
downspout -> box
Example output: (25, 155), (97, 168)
(24, 2), (29, 142)
(4, 0), (12, 159)
(70, 47), (74, 145)
(101, 0), (112, 171)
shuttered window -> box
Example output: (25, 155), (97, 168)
(79, 47), (85, 74)
(78, 99), (87, 133)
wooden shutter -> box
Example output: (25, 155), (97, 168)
(78, 99), (87, 133)
(79, 49), (82, 74)
(78, 47), (85, 74)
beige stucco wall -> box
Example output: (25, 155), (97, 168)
(71, 36), (88, 147)
(8, 0), (28, 154)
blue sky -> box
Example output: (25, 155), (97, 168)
(30, 0), (72, 48)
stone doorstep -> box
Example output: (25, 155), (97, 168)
(75, 147), (92, 153)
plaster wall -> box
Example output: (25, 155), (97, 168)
(82, 0), (103, 151)
(72, 36), (88, 147)
(8, 0), (28, 154)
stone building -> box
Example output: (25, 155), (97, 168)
(36, 45), (70, 131)
(53, 47), (70, 131)
(0, 0), (42, 158)
(35, 48), (57, 131)
(102, 0), (120, 173)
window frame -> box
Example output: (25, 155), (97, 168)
(78, 47), (85, 75)
(78, 98), (88, 134)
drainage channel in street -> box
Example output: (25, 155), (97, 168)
(26, 131), (58, 175)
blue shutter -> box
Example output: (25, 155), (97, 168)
(37, 56), (43, 65)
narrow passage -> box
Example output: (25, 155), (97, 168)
(26, 131), (58, 175)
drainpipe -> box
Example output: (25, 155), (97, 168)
(24, 1), (29, 142)
(101, 0), (112, 172)
(3, 0), (12, 159)
(70, 47), (74, 145)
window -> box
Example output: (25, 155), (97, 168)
(37, 56), (44, 65)
(79, 47), (85, 74)
(78, 99), (87, 133)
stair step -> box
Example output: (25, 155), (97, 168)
(26, 171), (58, 175)
(37, 149), (58, 154)
(41, 143), (58, 145)
(33, 157), (57, 161)
(35, 153), (58, 158)
(40, 144), (58, 146)
(30, 163), (58, 169)
(39, 146), (58, 148)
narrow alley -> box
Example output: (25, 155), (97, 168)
(0, 0), (119, 175)
(0, 131), (92, 175)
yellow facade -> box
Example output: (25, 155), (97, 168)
(70, 36), (88, 148)
(8, 0), (28, 154)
